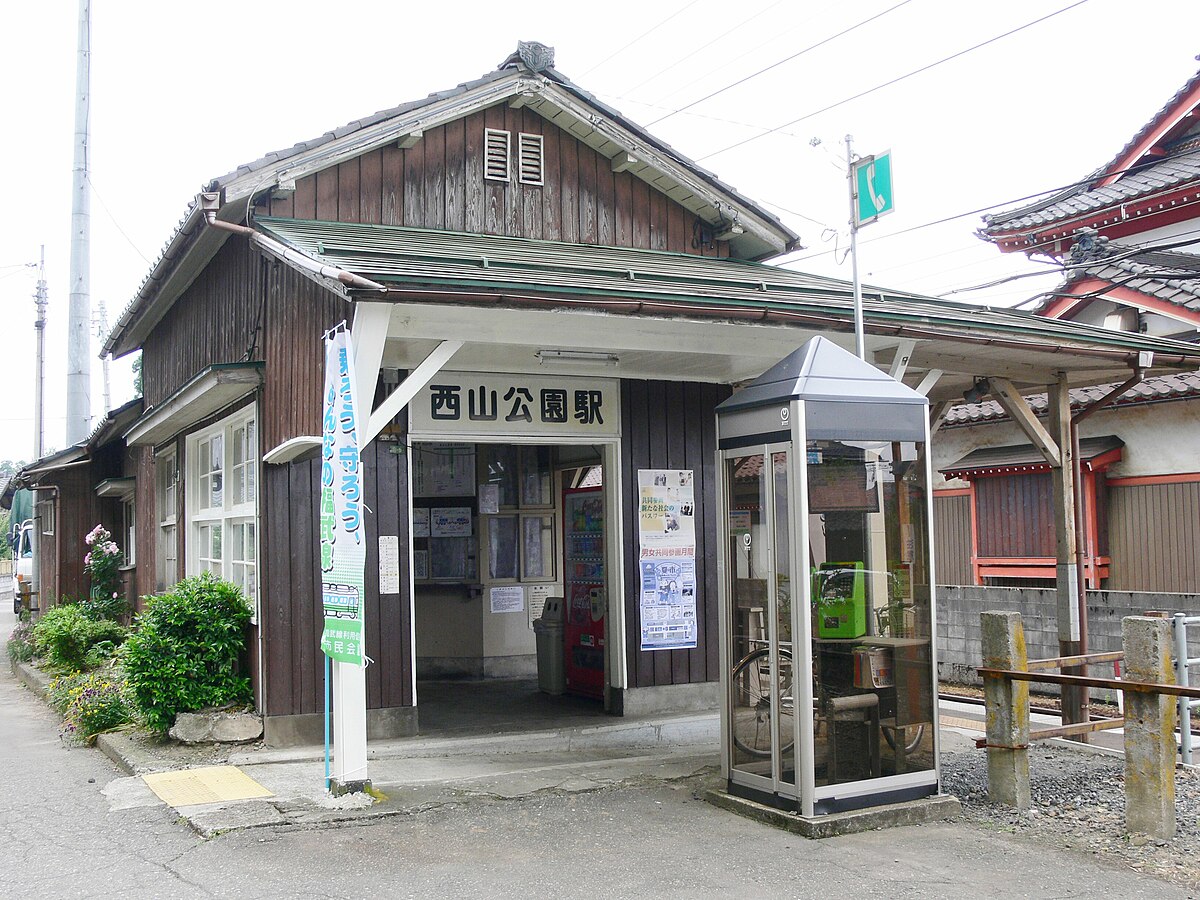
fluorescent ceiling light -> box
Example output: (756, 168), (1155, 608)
(536, 349), (619, 366)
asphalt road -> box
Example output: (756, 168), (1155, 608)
(0, 601), (1188, 899)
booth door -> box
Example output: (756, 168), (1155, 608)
(724, 446), (797, 797)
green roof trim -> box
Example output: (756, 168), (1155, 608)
(254, 217), (1200, 363)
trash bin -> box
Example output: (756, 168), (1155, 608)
(533, 597), (565, 696)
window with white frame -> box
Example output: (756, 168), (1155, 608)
(121, 496), (136, 566)
(187, 408), (258, 605)
(156, 448), (178, 591)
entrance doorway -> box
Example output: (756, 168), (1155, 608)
(409, 440), (616, 731)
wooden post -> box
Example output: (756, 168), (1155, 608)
(1122, 616), (1177, 839)
(1047, 372), (1084, 732)
(981, 611), (1031, 810)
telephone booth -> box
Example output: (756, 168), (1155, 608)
(715, 336), (941, 817)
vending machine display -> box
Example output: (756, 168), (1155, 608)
(563, 487), (605, 699)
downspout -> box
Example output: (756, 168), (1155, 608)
(1068, 358), (1147, 722)
(198, 192), (388, 293)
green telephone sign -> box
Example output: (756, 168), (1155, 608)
(852, 150), (894, 227)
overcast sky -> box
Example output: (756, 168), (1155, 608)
(2, 0), (1198, 464)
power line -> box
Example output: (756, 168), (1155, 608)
(577, 0), (705, 78)
(646, 0), (915, 127)
(619, 0), (788, 97)
(696, 0), (1093, 161)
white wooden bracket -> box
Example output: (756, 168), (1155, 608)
(362, 340), (465, 445)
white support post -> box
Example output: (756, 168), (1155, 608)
(352, 302), (392, 421)
(915, 368), (943, 397)
(331, 659), (369, 791)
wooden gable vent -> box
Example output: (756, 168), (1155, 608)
(518, 133), (545, 185)
(485, 128), (511, 182)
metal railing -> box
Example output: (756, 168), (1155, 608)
(1173, 613), (1200, 764)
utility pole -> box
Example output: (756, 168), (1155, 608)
(34, 247), (48, 460)
(66, 0), (92, 445)
(845, 135), (866, 361)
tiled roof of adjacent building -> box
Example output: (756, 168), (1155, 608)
(981, 68), (1200, 237)
(944, 370), (1200, 426)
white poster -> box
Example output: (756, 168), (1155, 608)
(527, 584), (557, 629)
(413, 443), (475, 497)
(637, 469), (698, 651)
(378, 535), (400, 595)
(490, 585), (524, 614)
(431, 507), (472, 537)
(413, 508), (430, 537)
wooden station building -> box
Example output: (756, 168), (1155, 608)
(26, 44), (1200, 744)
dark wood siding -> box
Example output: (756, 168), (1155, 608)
(1107, 481), (1200, 592)
(261, 439), (413, 718)
(134, 445), (157, 606)
(264, 107), (730, 257)
(974, 473), (1055, 558)
(620, 379), (729, 689)
(142, 239), (267, 407)
(933, 494), (973, 586)
(261, 261), (348, 451)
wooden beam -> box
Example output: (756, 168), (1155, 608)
(915, 369), (942, 396)
(929, 399), (953, 435)
(988, 377), (1060, 467)
(888, 339), (916, 381)
(611, 152), (637, 173)
(363, 340), (464, 445)
(397, 131), (423, 150)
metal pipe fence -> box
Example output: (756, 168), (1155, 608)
(1173, 613), (1200, 765)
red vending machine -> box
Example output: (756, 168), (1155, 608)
(563, 487), (605, 699)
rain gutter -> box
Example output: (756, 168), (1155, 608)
(198, 192), (387, 293)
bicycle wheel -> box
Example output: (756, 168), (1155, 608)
(881, 723), (925, 754)
(730, 648), (795, 759)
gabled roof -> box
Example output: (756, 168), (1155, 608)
(981, 68), (1200, 250)
(944, 371), (1200, 426)
(943, 435), (1123, 478)
(716, 334), (925, 413)
(103, 43), (800, 359)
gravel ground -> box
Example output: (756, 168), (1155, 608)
(942, 743), (1200, 890)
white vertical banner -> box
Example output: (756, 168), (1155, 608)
(320, 323), (368, 788)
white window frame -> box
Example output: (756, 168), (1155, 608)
(156, 447), (178, 591)
(121, 496), (137, 567)
(185, 406), (259, 611)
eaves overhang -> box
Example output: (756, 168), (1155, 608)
(124, 362), (263, 447)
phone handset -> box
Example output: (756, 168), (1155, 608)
(866, 162), (886, 214)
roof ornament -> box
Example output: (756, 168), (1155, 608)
(1067, 226), (1112, 266)
(504, 41), (555, 73)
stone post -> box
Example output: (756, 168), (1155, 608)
(981, 611), (1030, 810)
(1122, 616), (1177, 839)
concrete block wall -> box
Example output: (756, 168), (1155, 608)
(937, 586), (1200, 700)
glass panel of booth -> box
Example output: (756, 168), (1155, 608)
(806, 438), (935, 789)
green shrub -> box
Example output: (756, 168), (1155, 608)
(75, 591), (130, 623)
(50, 669), (132, 742)
(32, 604), (127, 672)
(121, 573), (253, 733)
(6, 619), (36, 663)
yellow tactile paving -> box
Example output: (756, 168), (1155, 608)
(142, 765), (274, 807)
(940, 715), (984, 731)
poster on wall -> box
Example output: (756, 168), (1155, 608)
(490, 585), (524, 614)
(637, 469), (698, 651)
(319, 324), (366, 666)
(413, 443), (475, 497)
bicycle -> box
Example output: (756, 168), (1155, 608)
(730, 646), (794, 758)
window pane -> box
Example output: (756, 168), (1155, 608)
(522, 515), (555, 579)
(520, 446), (552, 507)
(211, 523), (222, 560)
(488, 515), (519, 580)
(246, 522), (256, 562)
(231, 523), (245, 563)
